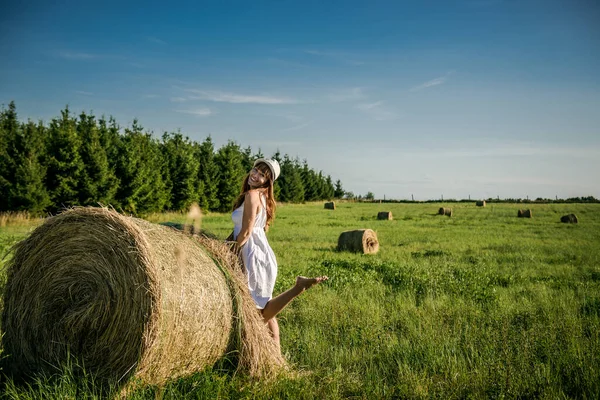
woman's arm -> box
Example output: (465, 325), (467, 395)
(236, 190), (260, 248)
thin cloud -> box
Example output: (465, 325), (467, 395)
(175, 108), (213, 117)
(170, 97), (187, 103)
(328, 87), (364, 102)
(147, 36), (166, 45)
(266, 58), (310, 69)
(59, 52), (101, 60)
(356, 101), (396, 121)
(282, 122), (312, 132)
(185, 89), (298, 104)
(410, 76), (447, 92)
(303, 49), (365, 66)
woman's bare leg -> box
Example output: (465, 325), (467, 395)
(261, 276), (328, 322)
(267, 317), (280, 352)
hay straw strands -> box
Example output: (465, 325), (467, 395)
(560, 214), (578, 223)
(1, 207), (284, 389)
(377, 211), (393, 220)
(337, 229), (379, 254)
(324, 202), (336, 210)
(517, 209), (533, 218)
(438, 207), (453, 217)
(476, 201), (486, 207)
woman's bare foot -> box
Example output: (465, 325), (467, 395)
(295, 276), (328, 291)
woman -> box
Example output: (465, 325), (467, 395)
(232, 158), (328, 352)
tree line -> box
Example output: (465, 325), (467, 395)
(0, 102), (345, 215)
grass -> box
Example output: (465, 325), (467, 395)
(1, 202), (599, 399)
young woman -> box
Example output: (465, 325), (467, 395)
(232, 158), (328, 351)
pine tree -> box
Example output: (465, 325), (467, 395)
(279, 155), (305, 203)
(334, 179), (344, 199)
(9, 120), (51, 213)
(214, 140), (246, 212)
(196, 136), (220, 211)
(301, 160), (319, 201)
(0, 101), (19, 211)
(98, 116), (121, 165)
(77, 112), (118, 206)
(161, 131), (200, 211)
(324, 175), (335, 200)
(45, 106), (84, 211)
(115, 120), (168, 214)
(241, 145), (253, 172)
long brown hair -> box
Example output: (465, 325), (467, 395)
(232, 162), (276, 230)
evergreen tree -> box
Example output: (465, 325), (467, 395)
(214, 140), (246, 212)
(77, 112), (118, 206)
(324, 175), (335, 200)
(45, 106), (84, 211)
(241, 145), (254, 172)
(0, 101), (19, 210)
(10, 120), (51, 213)
(279, 155), (305, 203)
(301, 160), (319, 201)
(161, 131), (200, 211)
(334, 179), (344, 199)
(196, 136), (220, 211)
(253, 148), (264, 160)
(314, 171), (326, 200)
(98, 116), (121, 164)
(115, 120), (168, 214)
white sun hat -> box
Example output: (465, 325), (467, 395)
(254, 158), (281, 181)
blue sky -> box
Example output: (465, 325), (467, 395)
(2, 0), (599, 200)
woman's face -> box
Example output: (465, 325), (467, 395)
(248, 166), (268, 188)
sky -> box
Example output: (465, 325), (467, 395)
(1, 0), (599, 200)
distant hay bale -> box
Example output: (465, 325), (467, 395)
(517, 209), (532, 218)
(324, 202), (336, 210)
(476, 200), (486, 207)
(337, 229), (379, 254)
(560, 214), (578, 223)
(438, 207), (453, 217)
(377, 211), (393, 220)
(1, 207), (284, 389)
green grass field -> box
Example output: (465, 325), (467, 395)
(1, 202), (599, 399)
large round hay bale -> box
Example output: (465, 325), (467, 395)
(324, 202), (336, 210)
(337, 229), (379, 254)
(438, 207), (453, 217)
(377, 211), (393, 220)
(1, 207), (284, 388)
(560, 214), (578, 223)
(476, 200), (486, 207)
(517, 209), (532, 218)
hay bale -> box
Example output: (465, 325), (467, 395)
(560, 214), (578, 223)
(1, 207), (284, 388)
(324, 202), (336, 210)
(438, 207), (453, 217)
(337, 229), (379, 254)
(377, 211), (393, 220)
(476, 200), (486, 207)
(517, 209), (532, 218)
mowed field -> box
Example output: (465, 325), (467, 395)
(1, 202), (599, 399)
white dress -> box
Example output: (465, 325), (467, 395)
(232, 194), (278, 309)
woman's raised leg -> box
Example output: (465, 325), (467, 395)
(261, 276), (328, 322)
